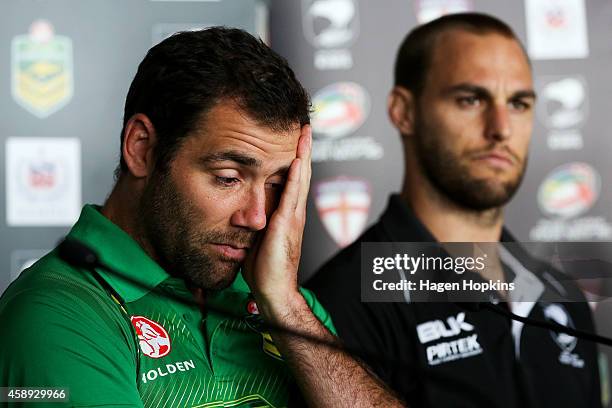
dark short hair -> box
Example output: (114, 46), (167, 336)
(117, 26), (310, 176)
(394, 13), (524, 97)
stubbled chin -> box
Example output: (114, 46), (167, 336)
(208, 262), (241, 290)
(471, 168), (520, 183)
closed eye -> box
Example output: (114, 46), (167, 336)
(215, 176), (241, 187)
(266, 182), (285, 191)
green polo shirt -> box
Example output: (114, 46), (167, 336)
(0, 205), (335, 407)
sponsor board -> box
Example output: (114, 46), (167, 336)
(525, 0), (589, 59)
(416, 312), (483, 366)
(312, 82), (369, 139)
(314, 177), (371, 247)
(530, 216), (612, 241)
(11, 20), (73, 118)
(131, 316), (172, 358)
(538, 77), (587, 151)
(302, 0), (358, 70)
(302, 0), (358, 48)
(311, 82), (382, 161)
(6, 137), (81, 226)
(10, 249), (49, 283)
(152, 23), (212, 45)
(538, 76), (588, 130)
(538, 162), (599, 219)
(415, 0), (473, 24)
(311, 136), (383, 162)
(314, 48), (353, 70)
(547, 131), (583, 151)
(531, 163), (611, 241)
(536, 75), (589, 150)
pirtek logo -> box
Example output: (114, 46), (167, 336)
(416, 312), (474, 344)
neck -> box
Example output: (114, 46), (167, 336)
(102, 176), (208, 306)
(101, 176), (160, 262)
(400, 172), (504, 243)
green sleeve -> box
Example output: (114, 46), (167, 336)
(299, 286), (337, 335)
(0, 278), (142, 407)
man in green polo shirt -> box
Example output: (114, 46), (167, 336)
(0, 28), (403, 407)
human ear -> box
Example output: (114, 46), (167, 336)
(122, 113), (157, 178)
(387, 86), (416, 138)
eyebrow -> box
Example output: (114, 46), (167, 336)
(444, 83), (537, 100)
(199, 150), (291, 176)
(199, 150), (262, 167)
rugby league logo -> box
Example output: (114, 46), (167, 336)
(314, 176), (371, 248)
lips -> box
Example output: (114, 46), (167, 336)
(473, 150), (516, 169)
(211, 243), (249, 261)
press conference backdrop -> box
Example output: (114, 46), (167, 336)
(0, 0), (268, 291)
(1, 0), (612, 403)
(270, 1), (612, 404)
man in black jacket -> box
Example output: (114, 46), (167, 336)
(306, 13), (601, 408)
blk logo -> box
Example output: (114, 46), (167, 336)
(417, 312), (474, 344)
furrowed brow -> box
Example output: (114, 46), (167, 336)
(199, 151), (262, 168)
(444, 83), (490, 97)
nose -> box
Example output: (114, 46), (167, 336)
(485, 104), (511, 142)
(230, 186), (267, 231)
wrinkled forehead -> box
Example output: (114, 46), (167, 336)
(186, 100), (301, 168)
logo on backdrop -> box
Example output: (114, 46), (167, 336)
(539, 77), (587, 130)
(131, 316), (171, 359)
(302, 0), (358, 70)
(537, 76), (588, 150)
(310, 83), (382, 162)
(312, 82), (369, 139)
(530, 162), (611, 241)
(543, 304), (584, 368)
(11, 20), (73, 118)
(314, 177), (371, 248)
(414, 0), (473, 24)
(302, 0), (358, 48)
(15, 150), (69, 203)
(6, 138), (81, 227)
(525, 0), (589, 60)
(537, 162), (599, 219)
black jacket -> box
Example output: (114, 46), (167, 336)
(306, 194), (601, 408)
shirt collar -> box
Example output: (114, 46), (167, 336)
(379, 194), (514, 242)
(379, 194), (438, 242)
(226, 270), (251, 293)
(67, 204), (171, 303)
